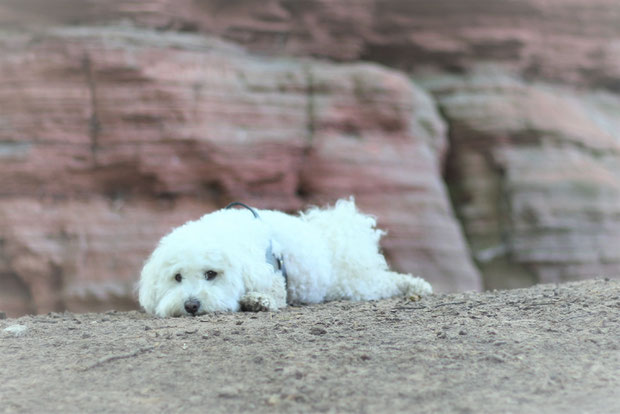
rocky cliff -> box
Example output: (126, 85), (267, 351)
(420, 68), (620, 288)
(0, 27), (478, 316)
(4, 0), (619, 87)
(1, 0), (620, 316)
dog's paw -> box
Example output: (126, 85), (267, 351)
(239, 292), (279, 312)
(403, 276), (433, 298)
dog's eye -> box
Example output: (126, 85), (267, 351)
(174, 273), (182, 283)
(205, 270), (218, 281)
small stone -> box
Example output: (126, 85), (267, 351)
(486, 355), (505, 363)
(266, 395), (281, 406)
(218, 387), (239, 399)
(408, 294), (421, 302)
(4, 324), (28, 337)
(310, 327), (327, 335)
(0, 312), (6, 319)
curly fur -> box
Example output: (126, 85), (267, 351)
(139, 198), (432, 316)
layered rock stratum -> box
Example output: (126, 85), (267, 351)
(0, 27), (477, 316)
(1, 0), (620, 316)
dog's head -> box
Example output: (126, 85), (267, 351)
(138, 210), (274, 316)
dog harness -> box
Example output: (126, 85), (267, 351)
(225, 202), (288, 285)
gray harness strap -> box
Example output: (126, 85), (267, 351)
(225, 202), (288, 284)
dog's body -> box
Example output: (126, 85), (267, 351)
(139, 199), (432, 317)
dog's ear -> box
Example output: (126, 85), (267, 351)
(138, 252), (161, 315)
(221, 238), (277, 294)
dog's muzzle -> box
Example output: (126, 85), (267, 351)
(184, 298), (200, 315)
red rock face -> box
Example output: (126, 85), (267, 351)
(0, 28), (479, 316)
(3, 0), (620, 315)
(4, 0), (619, 87)
(421, 68), (620, 288)
(299, 63), (478, 292)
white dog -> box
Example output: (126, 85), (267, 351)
(138, 199), (432, 316)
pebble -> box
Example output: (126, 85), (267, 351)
(3, 324), (28, 337)
(266, 395), (281, 406)
(310, 327), (327, 335)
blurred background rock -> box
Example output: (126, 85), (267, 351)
(1, 0), (619, 316)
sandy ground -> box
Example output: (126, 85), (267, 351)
(1, 279), (619, 414)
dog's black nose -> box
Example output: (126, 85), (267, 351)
(184, 298), (200, 315)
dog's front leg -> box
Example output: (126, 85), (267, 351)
(239, 292), (281, 312)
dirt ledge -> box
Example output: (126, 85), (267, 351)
(1, 279), (619, 413)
